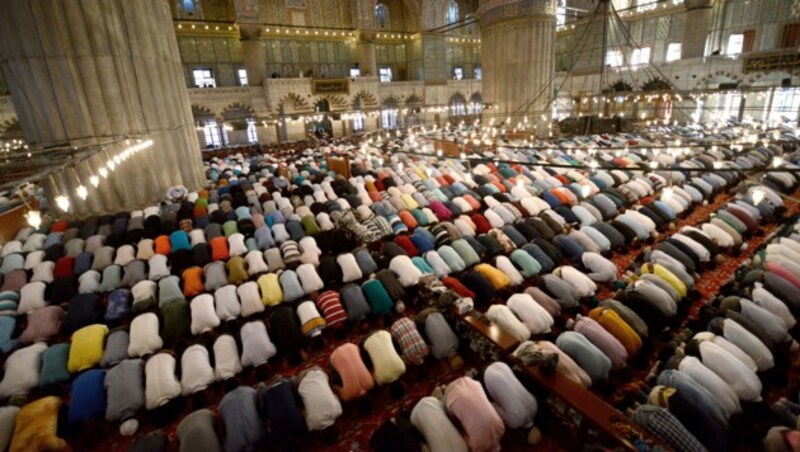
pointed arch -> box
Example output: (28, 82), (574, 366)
(221, 102), (256, 120)
(352, 90), (379, 109)
(278, 93), (312, 115)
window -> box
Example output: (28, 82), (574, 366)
(246, 119), (258, 143)
(727, 33), (744, 55)
(375, 3), (389, 29)
(766, 88), (800, 123)
(203, 119), (222, 147)
(381, 108), (398, 129)
(453, 67), (464, 80)
(447, 0), (459, 24)
(714, 92), (742, 122)
(468, 94), (483, 115)
(450, 95), (466, 116)
(605, 50), (623, 67)
(349, 67), (361, 78)
(782, 23), (800, 48)
(177, 0), (200, 18)
(193, 68), (215, 88)
(353, 112), (365, 133)
(379, 67), (393, 83)
(636, 0), (656, 12)
(631, 47), (651, 66)
(556, 0), (567, 29)
(237, 68), (248, 86)
(474, 67), (482, 80)
(666, 43), (682, 62)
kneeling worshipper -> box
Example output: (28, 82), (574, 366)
(361, 329), (407, 398)
(296, 366), (343, 432)
(648, 385), (728, 450)
(410, 397), (468, 452)
(442, 376), (505, 452)
(483, 362), (540, 444)
(329, 343), (375, 402)
(219, 386), (266, 452)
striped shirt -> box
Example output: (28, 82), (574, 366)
(315, 290), (347, 328)
(390, 318), (430, 365)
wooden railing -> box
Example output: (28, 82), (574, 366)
(451, 306), (670, 451)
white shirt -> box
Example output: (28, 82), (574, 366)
(180, 344), (215, 395)
(298, 368), (343, 431)
(722, 319), (774, 372)
(237, 282), (265, 318)
(128, 313), (164, 357)
(0, 343), (47, 399)
(191, 294), (221, 335)
(672, 234), (711, 262)
(214, 285), (242, 322)
(145, 353), (182, 410)
(228, 233), (248, 257)
(410, 397), (468, 452)
(240, 321), (277, 367)
(495, 256), (524, 286)
(678, 356), (741, 417)
(245, 250), (269, 276)
(751, 282), (796, 329)
(507, 293), (554, 334)
(698, 340), (762, 402)
(213, 335), (242, 381)
(484, 362), (538, 429)
(486, 304), (531, 342)
(740, 298), (790, 343)
(701, 223), (734, 247)
(581, 252), (617, 282)
(555, 266), (596, 297)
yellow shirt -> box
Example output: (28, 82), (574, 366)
(641, 263), (687, 298)
(257, 273), (284, 306)
(588, 307), (642, 356)
(475, 263), (511, 290)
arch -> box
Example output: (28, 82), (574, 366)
(316, 94), (349, 111)
(405, 94), (424, 108)
(191, 105), (217, 124)
(468, 92), (483, 115)
(449, 92), (467, 117)
(278, 92), (311, 115)
(220, 102), (256, 121)
(352, 90), (379, 109)
(381, 95), (400, 107)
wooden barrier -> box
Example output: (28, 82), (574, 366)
(326, 156), (350, 178)
(451, 306), (669, 451)
(0, 204), (27, 245)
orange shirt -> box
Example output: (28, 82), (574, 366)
(182, 267), (205, 297)
(154, 235), (171, 255)
(330, 343), (374, 401)
(210, 236), (230, 262)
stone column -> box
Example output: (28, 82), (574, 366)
(478, 0), (556, 135)
(356, 36), (378, 77)
(683, 0), (714, 59)
(241, 26), (267, 86)
(0, 0), (205, 216)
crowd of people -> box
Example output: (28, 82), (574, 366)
(0, 123), (798, 451)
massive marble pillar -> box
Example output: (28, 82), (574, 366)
(241, 27), (267, 86)
(0, 0), (205, 216)
(478, 0), (556, 135)
(356, 34), (378, 77)
(683, 0), (714, 59)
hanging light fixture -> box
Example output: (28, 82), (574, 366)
(752, 188), (765, 205)
(55, 195), (70, 212)
(24, 209), (42, 229)
(75, 185), (88, 200)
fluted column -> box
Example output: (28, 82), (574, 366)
(478, 0), (556, 135)
(0, 0), (205, 216)
(683, 0), (714, 59)
(355, 32), (378, 77)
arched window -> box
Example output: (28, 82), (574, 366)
(447, 0), (459, 24)
(246, 118), (258, 143)
(450, 93), (467, 117)
(468, 93), (482, 115)
(375, 3), (389, 29)
(381, 98), (399, 130)
(353, 97), (365, 133)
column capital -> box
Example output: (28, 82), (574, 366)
(477, 0), (556, 28)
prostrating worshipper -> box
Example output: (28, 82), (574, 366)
(442, 376), (505, 452)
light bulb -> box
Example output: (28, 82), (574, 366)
(662, 187), (674, 201)
(713, 161), (722, 169)
(55, 195), (70, 212)
(589, 160), (599, 169)
(99, 167), (108, 178)
(649, 161), (658, 169)
(516, 179), (524, 188)
(107, 160), (116, 171)
(773, 156), (783, 167)
(90, 175), (100, 187)
(24, 210), (42, 229)
(752, 188), (765, 205)
(76, 185), (88, 200)
(581, 185), (591, 198)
